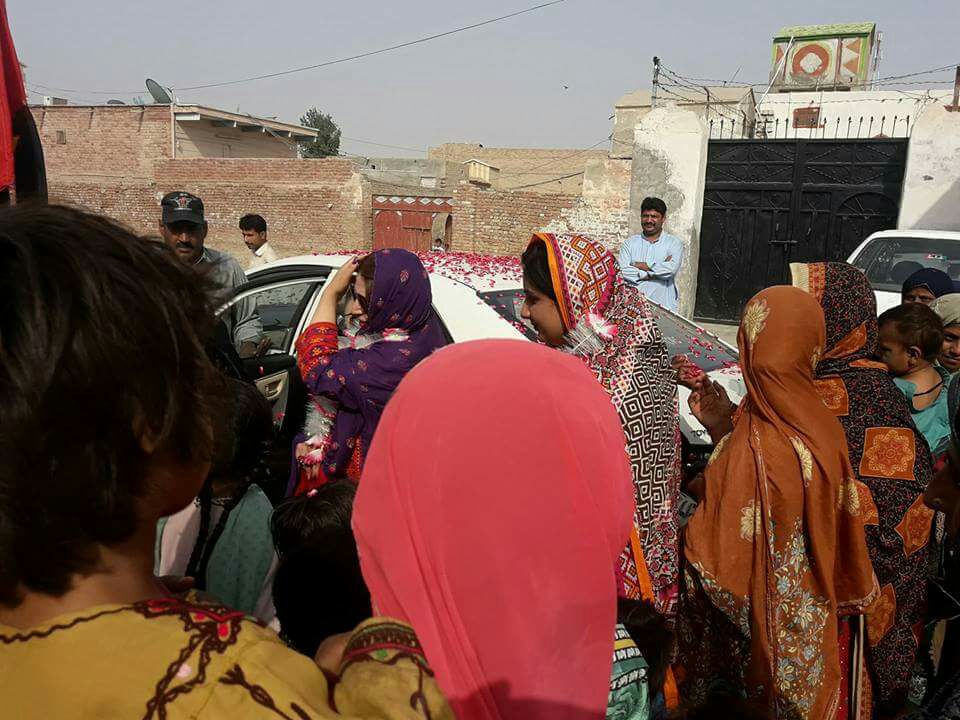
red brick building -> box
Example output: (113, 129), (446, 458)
(33, 103), (592, 260)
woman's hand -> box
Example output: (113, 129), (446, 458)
(325, 257), (360, 300)
(689, 379), (736, 442)
(671, 354), (704, 390)
(309, 257), (361, 327)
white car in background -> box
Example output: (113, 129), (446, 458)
(847, 229), (960, 314)
(221, 252), (745, 479)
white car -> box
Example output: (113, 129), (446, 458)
(221, 252), (744, 464)
(847, 229), (960, 314)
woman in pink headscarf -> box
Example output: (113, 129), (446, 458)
(353, 339), (636, 720)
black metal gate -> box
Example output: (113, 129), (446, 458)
(693, 138), (908, 324)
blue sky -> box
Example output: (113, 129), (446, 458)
(13, 0), (958, 156)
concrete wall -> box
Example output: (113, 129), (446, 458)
(756, 90), (951, 140)
(899, 104), (960, 231)
(429, 143), (607, 195)
(358, 157), (462, 190)
(612, 107), (651, 159)
(543, 157), (632, 247)
(630, 105), (709, 317)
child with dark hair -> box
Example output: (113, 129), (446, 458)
(608, 598), (674, 720)
(878, 303), (951, 456)
(270, 482), (372, 657)
(0, 205), (452, 717)
(156, 378), (279, 624)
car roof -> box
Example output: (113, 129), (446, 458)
(249, 251), (523, 292)
(864, 229), (960, 241)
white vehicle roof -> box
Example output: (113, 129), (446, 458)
(249, 252), (524, 293)
(847, 228), (960, 262)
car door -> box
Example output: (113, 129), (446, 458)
(219, 273), (328, 498)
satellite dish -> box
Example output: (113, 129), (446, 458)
(145, 78), (173, 104)
(106, 99), (126, 105)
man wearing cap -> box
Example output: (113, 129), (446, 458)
(159, 191), (266, 359)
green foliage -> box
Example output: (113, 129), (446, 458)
(299, 107), (342, 158)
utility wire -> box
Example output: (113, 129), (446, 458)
(511, 170), (583, 190)
(341, 137), (427, 153)
(497, 135), (611, 179)
(28, 1), (567, 95)
(659, 60), (959, 90)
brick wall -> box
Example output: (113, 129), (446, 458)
(33, 105), (171, 179)
(32, 105), (372, 259)
(154, 158), (370, 259)
(450, 183), (578, 255)
(429, 143), (608, 195)
(33, 106), (622, 262)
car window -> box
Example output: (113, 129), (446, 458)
(478, 289), (537, 340)
(645, 303), (739, 372)
(479, 289), (739, 371)
(852, 237), (960, 292)
(226, 281), (319, 353)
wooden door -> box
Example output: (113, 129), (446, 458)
(373, 210), (401, 250)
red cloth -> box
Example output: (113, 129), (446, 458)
(836, 619), (851, 720)
(0, 0), (25, 190)
(294, 439), (363, 496)
(295, 322), (339, 378)
(354, 339), (635, 720)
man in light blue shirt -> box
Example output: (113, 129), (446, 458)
(618, 197), (684, 311)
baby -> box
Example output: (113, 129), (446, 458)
(877, 303), (950, 456)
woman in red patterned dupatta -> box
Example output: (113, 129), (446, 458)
(791, 262), (935, 718)
(678, 286), (877, 720)
(520, 233), (682, 617)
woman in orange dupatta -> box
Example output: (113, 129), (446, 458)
(677, 286), (877, 719)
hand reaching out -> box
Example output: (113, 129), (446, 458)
(688, 379), (736, 442)
(670, 354), (704, 390)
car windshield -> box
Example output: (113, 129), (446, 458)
(851, 236), (960, 292)
(478, 289), (739, 372)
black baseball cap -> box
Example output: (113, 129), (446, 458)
(161, 191), (205, 225)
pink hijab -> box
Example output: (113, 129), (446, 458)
(354, 339), (635, 720)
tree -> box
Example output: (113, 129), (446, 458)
(299, 107), (341, 158)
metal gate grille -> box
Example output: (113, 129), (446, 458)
(693, 138), (907, 324)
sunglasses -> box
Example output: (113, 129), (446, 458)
(349, 284), (369, 314)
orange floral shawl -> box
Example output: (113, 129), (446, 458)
(678, 286), (877, 719)
(527, 232), (682, 615)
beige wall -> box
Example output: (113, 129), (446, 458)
(899, 104), (960, 231)
(630, 106), (710, 317)
(429, 143), (607, 195)
(174, 119), (299, 159)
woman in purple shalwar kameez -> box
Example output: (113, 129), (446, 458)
(290, 249), (446, 495)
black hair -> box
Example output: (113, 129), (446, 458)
(238, 214), (267, 233)
(879, 302), (944, 362)
(617, 597), (673, 697)
(640, 196), (668, 216)
(0, 204), (219, 607)
(357, 253), (376, 283)
(185, 379), (275, 588)
(520, 240), (557, 301)
(270, 482), (372, 657)
(668, 688), (771, 719)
